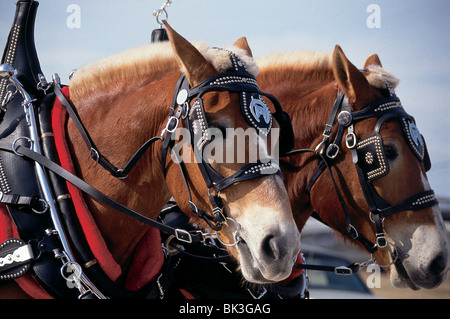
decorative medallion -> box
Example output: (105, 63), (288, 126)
(401, 118), (425, 161)
(365, 152), (374, 165)
(240, 92), (273, 136)
(0, 239), (32, 281)
(408, 121), (423, 147)
(249, 96), (271, 125)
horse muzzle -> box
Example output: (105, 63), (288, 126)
(234, 221), (301, 284)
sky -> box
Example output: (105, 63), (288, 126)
(1, 0), (449, 198)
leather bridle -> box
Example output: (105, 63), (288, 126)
(160, 51), (286, 231)
(285, 80), (438, 254)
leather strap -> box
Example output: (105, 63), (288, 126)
(294, 261), (360, 275)
(0, 192), (35, 206)
(0, 140), (207, 244)
(53, 84), (163, 178)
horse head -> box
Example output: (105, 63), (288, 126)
(162, 23), (300, 284)
(309, 45), (449, 289)
(257, 44), (449, 290)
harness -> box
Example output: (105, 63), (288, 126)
(159, 52), (292, 230)
(285, 80), (437, 257)
(0, 1), (294, 298)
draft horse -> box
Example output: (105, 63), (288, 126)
(65, 23), (300, 286)
(257, 45), (449, 290)
(0, 2), (299, 298)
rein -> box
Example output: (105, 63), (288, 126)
(52, 74), (162, 180)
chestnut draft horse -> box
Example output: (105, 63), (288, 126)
(0, 24), (300, 298)
(257, 45), (449, 290)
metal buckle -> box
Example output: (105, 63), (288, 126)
(376, 233), (388, 248)
(116, 169), (129, 180)
(347, 224), (359, 240)
(161, 116), (179, 136)
(326, 143), (339, 159)
(334, 266), (353, 275)
(346, 132), (357, 149)
(315, 139), (326, 153)
(322, 124), (333, 138)
(315, 124), (333, 153)
(201, 230), (220, 242)
(369, 212), (385, 224)
(175, 229), (193, 244)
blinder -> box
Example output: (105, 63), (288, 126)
(355, 109), (431, 183)
(355, 134), (389, 182)
(354, 105), (431, 183)
(240, 92), (273, 136)
(401, 117), (431, 171)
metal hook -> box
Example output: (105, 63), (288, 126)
(153, 8), (168, 28)
(153, 0), (172, 28)
(369, 211), (385, 224)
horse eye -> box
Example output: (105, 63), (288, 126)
(384, 144), (398, 160)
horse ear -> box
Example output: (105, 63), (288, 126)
(233, 37), (253, 58)
(332, 45), (372, 109)
(163, 21), (216, 86)
(363, 53), (383, 68)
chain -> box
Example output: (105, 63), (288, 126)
(153, 0), (172, 28)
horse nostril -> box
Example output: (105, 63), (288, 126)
(261, 234), (279, 260)
(429, 255), (446, 275)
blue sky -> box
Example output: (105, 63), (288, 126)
(1, 0), (449, 198)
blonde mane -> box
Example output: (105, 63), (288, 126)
(256, 51), (333, 85)
(256, 51), (399, 89)
(69, 41), (259, 102)
(257, 51), (332, 75)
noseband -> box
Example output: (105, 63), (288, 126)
(289, 80), (438, 254)
(161, 51), (287, 230)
